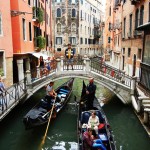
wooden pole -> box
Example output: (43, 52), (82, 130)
(39, 98), (56, 149)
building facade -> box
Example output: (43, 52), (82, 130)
(10, 0), (52, 83)
(0, 1), (13, 87)
(52, 0), (104, 57)
(104, 0), (144, 78)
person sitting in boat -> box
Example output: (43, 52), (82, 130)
(88, 111), (100, 135)
(45, 81), (57, 108)
(82, 128), (95, 150)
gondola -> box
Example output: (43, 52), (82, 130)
(23, 78), (74, 130)
(77, 80), (116, 150)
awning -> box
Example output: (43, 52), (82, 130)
(136, 23), (150, 31)
(30, 52), (49, 60)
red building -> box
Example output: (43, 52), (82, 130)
(0, 1), (13, 87)
(10, 0), (52, 83)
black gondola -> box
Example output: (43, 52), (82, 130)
(77, 80), (117, 150)
(23, 78), (74, 130)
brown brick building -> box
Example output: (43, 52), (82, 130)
(104, 0), (147, 78)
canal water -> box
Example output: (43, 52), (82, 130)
(0, 78), (150, 150)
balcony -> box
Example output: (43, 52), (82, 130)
(130, 0), (141, 5)
(32, 7), (44, 23)
(133, 30), (143, 37)
(34, 36), (46, 51)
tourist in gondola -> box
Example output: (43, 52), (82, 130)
(88, 111), (99, 135)
(86, 78), (96, 110)
(82, 128), (95, 150)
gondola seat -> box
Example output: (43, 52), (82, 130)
(81, 111), (91, 124)
(98, 133), (108, 142)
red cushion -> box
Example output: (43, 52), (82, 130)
(98, 123), (105, 129)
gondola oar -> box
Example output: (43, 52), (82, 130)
(39, 97), (56, 149)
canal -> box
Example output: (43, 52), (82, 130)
(0, 78), (150, 150)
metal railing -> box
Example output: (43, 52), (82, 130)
(63, 56), (84, 70)
(0, 78), (27, 116)
(91, 58), (132, 87)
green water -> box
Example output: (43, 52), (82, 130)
(0, 78), (150, 150)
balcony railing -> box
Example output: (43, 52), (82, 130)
(32, 7), (44, 23)
(133, 30), (143, 37)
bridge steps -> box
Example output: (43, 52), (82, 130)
(142, 104), (150, 108)
(142, 100), (150, 104)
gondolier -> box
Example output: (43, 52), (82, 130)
(86, 78), (96, 110)
(45, 81), (57, 109)
(65, 43), (75, 70)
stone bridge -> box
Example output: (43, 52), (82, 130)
(0, 56), (136, 121)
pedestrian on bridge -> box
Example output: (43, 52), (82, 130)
(0, 75), (5, 94)
(86, 78), (96, 110)
(65, 43), (75, 70)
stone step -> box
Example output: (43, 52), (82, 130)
(142, 100), (150, 104)
(143, 104), (150, 108)
(144, 108), (150, 112)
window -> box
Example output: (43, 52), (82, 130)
(72, 9), (76, 17)
(80, 38), (83, 44)
(137, 49), (142, 59)
(57, 23), (61, 32)
(109, 7), (111, 16)
(55, 0), (62, 3)
(135, 9), (139, 28)
(28, 0), (31, 5)
(69, 37), (76, 45)
(122, 48), (125, 54)
(29, 22), (32, 41)
(128, 48), (131, 57)
(56, 37), (62, 45)
(140, 5), (144, 25)
(85, 38), (87, 44)
(80, 24), (82, 33)
(129, 14), (132, 36)
(124, 18), (126, 38)
(57, 8), (61, 17)
(0, 13), (2, 35)
(71, 23), (76, 32)
(57, 48), (61, 51)
(22, 18), (26, 40)
(0, 51), (4, 76)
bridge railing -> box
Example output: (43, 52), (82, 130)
(0, 78), (27, 117)
(63, 56), (84, 70)
(91, 58), (132, 87)
(30, 59), (57, 82)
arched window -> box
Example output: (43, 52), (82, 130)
(57, 8), (61, 17)
(72, 9), (76, 18)
(71, 23), (76, 32)
(140, 5), (144, 25)
(57, 23), (61, 32)
(135, 9), (139, 28)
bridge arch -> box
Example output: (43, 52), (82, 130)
(26, 71), (132, 104)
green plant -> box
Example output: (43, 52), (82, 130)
(32, 7), (44, 24)
(0, 68), (4, 76)
(36, 36), (46, 49)
(37, 7), (44, 23)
